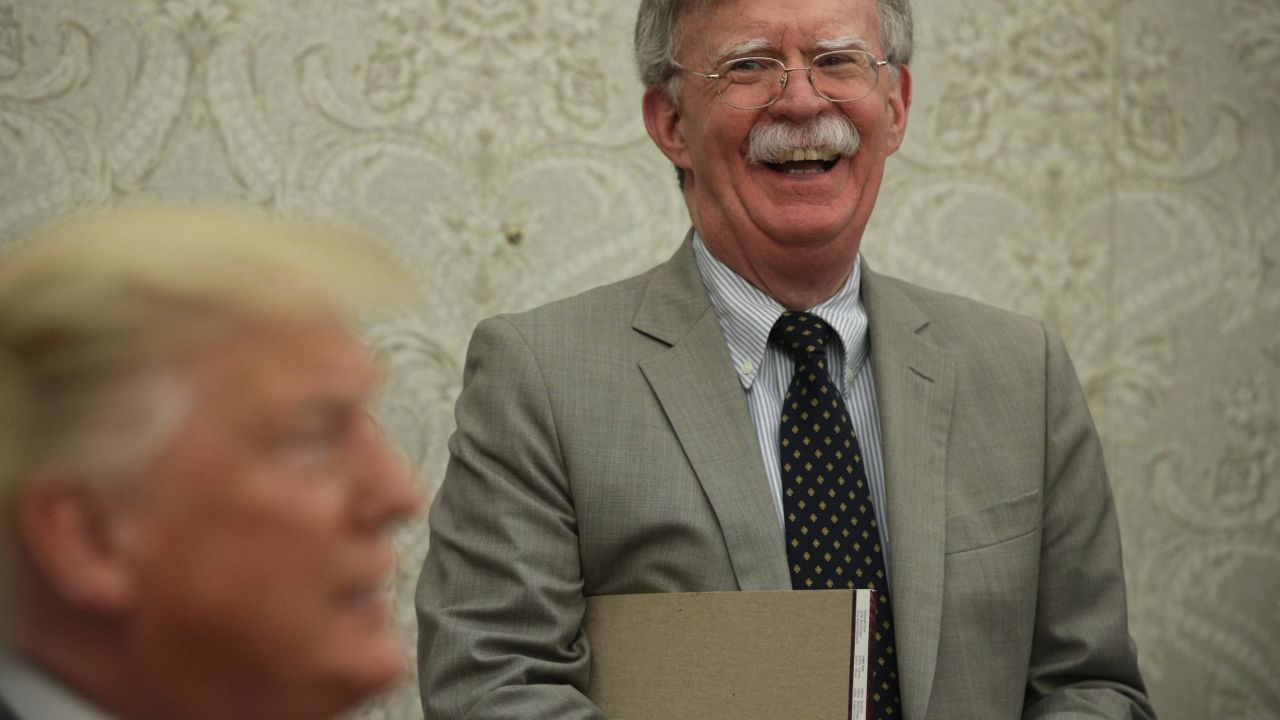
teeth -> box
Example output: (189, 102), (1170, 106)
(775, 145), (839, 164)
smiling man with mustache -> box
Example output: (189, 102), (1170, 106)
(417, 1), (1155, 719)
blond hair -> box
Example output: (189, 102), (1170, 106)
(0, 204), (415, 507)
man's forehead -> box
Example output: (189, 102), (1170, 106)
(187, 318), (377, 405)
(681, 1), (881, 59)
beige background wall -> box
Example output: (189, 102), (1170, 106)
(1, 1), (1276, 718)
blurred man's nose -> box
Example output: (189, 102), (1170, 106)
(352, 414), (422, 527)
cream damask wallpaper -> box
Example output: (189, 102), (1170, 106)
(0, 1), (1276, 718)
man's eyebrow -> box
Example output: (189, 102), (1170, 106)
(714, 37), (773, 60)
(712, 35), (873, 62)
(815, 35), (872, 52)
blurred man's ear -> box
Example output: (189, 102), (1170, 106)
(17, 478), (138, 613)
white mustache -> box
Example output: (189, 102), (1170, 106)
(746, 115), (861, 165)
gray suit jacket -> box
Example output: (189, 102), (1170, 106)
(417, 240), (1153, 720)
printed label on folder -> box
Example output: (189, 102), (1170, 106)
(849, 589), (873, 720)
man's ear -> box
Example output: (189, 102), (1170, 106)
(642, 85), (692, 171)
(17, 478), (139, 613)
(883, 64), (912, 155)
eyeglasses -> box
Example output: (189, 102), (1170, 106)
(674, 49), (889, 110)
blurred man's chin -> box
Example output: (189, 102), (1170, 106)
(326, 633), (409, 692)
(281, 639), (407, 720)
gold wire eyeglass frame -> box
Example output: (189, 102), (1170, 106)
(673, 49), (890, 110)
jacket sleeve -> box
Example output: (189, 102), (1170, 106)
(1022, 324), (1156, 719)
(416, 315), (606, 720)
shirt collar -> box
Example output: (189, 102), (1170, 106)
(691, 233), (870, 390)
(0, 654), (123, 720)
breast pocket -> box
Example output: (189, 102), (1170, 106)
(944, 488), (1041, 555)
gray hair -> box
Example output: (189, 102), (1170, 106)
(635, 0), (914, 101)
(0, 204), (414, 508)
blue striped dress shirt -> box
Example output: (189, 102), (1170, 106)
(691, 235), (892, 576)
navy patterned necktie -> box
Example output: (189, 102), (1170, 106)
(770, 311), (902, 719)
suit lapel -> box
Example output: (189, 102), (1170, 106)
(634, 240), (791, 591)
(863, 266), (954, 720)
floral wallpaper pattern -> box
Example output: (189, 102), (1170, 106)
(0, 1), (1276, 718)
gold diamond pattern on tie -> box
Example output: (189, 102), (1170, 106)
(770, 311), (902, 720)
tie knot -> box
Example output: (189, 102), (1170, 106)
(769, 311), (832, 359)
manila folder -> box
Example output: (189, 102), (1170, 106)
(583, 589), (854, 720)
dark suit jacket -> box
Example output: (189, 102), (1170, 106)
(417, 240), (1153, 720)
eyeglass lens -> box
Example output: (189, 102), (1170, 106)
(716, 50), (879, 109)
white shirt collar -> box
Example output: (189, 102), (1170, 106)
(691, 232), (870, 390)
(0, 654), (123, 720)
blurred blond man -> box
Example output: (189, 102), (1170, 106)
(0, 206), (421, 720)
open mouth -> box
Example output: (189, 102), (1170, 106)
(761, 146), (841, 176)
(335, 577), (394, 620)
